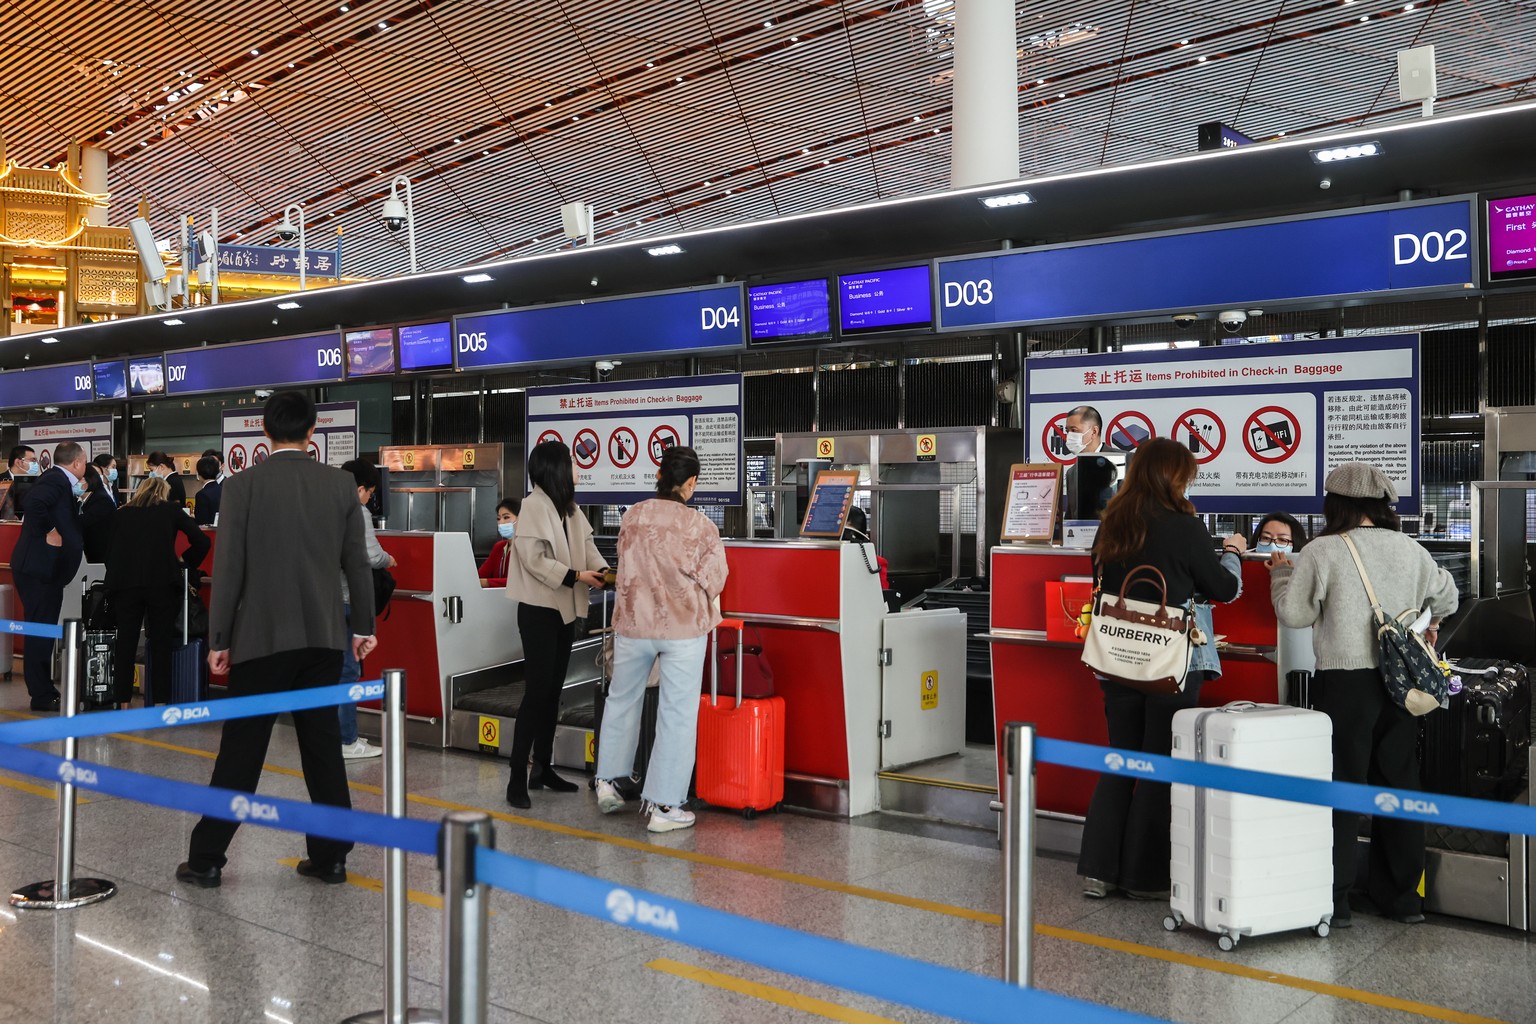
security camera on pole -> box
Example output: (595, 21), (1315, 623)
(276, 204), (308, 290)
(381, 176), (417, 274)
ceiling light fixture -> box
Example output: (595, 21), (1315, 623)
(276, 300), (301, 309)
(250, 49), (259, 56)
(1310, 141), (1383, 163)
(164, 318), (185, 326)
(40, 336), (59, 344)
(463, 273), (493, 283)
(981, 191), (1035, 208)
(646, 244), (684, 256)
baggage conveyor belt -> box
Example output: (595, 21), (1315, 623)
(446, 637), (603, 770)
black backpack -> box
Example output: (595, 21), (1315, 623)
(371, 567), (397, 619)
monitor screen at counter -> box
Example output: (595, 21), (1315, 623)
(748, 279), (831, 343)
(837, 265), (933, 334)
(345, 327), (397, 376)
(1488, 193), (1536, 280)
(398, 321), (453, 370)
(129, 357), (165, 397)
(93, 360), (127, 401)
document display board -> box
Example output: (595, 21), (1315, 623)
(1000, 464), (1062, 542)
(800, 470), (860, 538)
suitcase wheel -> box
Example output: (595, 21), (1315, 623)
(1216, 933), (1239, 952)
(741, 807), (758, 821)
(1313, 922), (1330, 938)
(1162, 914), (1181, 933)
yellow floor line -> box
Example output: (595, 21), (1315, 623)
(0, 772), (89, 803)
(4, 709), (1507, 1024)
(647, 958), (900, 1024)
(275, 857), (443, 909)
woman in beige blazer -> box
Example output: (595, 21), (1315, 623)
(503, 440), (608, 808)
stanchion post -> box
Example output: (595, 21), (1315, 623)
(11, 619), (116, 910)
(341, 670), (438, 1024)
(440, 811), (493, 1024)
(1000, 722), (1036, 987)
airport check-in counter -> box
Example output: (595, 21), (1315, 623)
(984, 544), (1280, 818)
(719, 540), (967, 817)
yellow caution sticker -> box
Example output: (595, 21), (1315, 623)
(585, 731), (597, 765)
(463, 448), (476, 468)
(477, 716), (500, 751)
(816, 437), (835, 459)
(920, 670), (939, 711)
(916, 434), (937, 462)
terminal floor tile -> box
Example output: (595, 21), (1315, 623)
(0, 683), (1531, 1024)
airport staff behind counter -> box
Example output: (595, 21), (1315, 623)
(1062, 405), (1121, 521)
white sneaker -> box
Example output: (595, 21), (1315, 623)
(341, 738), (382, 760)
(645, 802), (696, 833)
(594, 778), (625, 814)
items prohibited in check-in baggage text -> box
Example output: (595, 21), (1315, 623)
(1041, 413), (1074, 464)
(649, 425), (680, 465)
(1243, 406), (1302, 464)
(573, 429), (601, 470)
(1107, 411), (1156, 452)
(609, 427), (638, 469)
(536, 429), (563, 447)
(1171, 409), (1225, 463)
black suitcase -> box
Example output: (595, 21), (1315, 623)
(1284, 670), (1314, 710)
(81, 630), (116, 709)
(591, 678), (659, 800)
(1421, 659), (1531, 801)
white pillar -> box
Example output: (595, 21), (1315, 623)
(949, 0), (1019, 188)
(81, 147), (109, 225)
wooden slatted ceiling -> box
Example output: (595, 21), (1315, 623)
(2, 0), (1534, 279)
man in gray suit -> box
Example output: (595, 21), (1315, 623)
(177, 391), (376, 889)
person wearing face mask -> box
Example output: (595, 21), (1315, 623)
(11, 440), (88, 710)
(478, 498), (522, 588)
(193, 456), (222, 526)
(145, 451), (187, 509)
(92, 454), (121, 506)
(1062, 405), (1119, 521)
(1251, 512), (1316, 704)
(79, 463), (116, 564)
(1, 445), (39, 520)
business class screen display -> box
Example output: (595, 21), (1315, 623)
(838, 265), (933, 334)
(344, 327), (397, 376)
(128, 357), (166, 396)
(748, 279), (831, 343)
(1488, 194), (1536, 280)
(398, 321), (453, 370)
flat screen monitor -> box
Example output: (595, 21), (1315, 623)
(398, 321), (453, 371)
(838, 265), (933, 335)
(748, 279), (831, 343)
(93, 360), (127, 401)
(345, 327), (397, 376)
(1488, 194), (1536, 281)
(128, 356), (166, 397)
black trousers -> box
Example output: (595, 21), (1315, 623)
(1077, 674), (1203, 891)
(14, 571), (63, 704)
(1313, 667), (1425, 917)
(187, 648), (352, 871)
(112, 584), (179, 705)
(509, 603), (576, 778)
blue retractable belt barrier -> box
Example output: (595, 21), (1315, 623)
(473, 847), (1163, 1024)
(0, 680), (386, 745)
(0, 740), (437, 855)
(1, 618), (64, 640)
(1037, 737), (1536, 836)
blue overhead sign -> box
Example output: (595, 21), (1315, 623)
(938, 198), (1477, 330)
(0, 362), (94, 410)
(454, 283), (746, 370)
(211, 243), (341, 278)
(164, 333), (344, 396)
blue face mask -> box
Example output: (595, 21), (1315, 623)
(108, 467), (118, 483)
(73, 479), (87, 497)
(1255, 542), (1292, 555)
(25, 460), (39, 476)
(497, 522), (516, 539)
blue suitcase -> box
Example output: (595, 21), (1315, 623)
(168, 570), (208, 704)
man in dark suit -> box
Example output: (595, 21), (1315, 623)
(0, 444), (38, 520)
(193, 455), (221, 525)
(11, 440), (87, 711)
(177, 392), (375, 889)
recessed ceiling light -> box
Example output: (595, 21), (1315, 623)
(164, 318), (185, 326)
(250, 49), (259, 56)
(1310, 141), (1383, 163)
(763, 19), (772, 27)
(40, 336), (59, 344)
(462, 273), (493, 283)
(288, 62), (295, 68)
(378, 20), (387, 29)
(675, 76), (684, 82)
(1360, 13), (1368, 20)
(104, 129), (113, 136)
(913, 115), (921, 122)
(981, 191), (1035, 208)
(1198, 55), (1207, 62)
(646, 61), (654, 68)
(340, 3), (348, 9)
(1180, 39), (1189, 45)
(276, 300), (301, 309)
(646, 244), (684, 256)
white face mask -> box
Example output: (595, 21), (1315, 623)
(1255, 542), (1292, 554)
(1064, 431), (1087, 455)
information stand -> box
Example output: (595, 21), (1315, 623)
(799, 470), (859, 538)
(1000, 464), (1061, 543)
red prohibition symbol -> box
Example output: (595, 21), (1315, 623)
(1243, 406), (1302, 464)
(572, 428), (601, 469)
(1171, 408), (1225, 464)
(608, 426), (639, 469)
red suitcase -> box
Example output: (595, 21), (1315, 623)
(696, 618), (785, 818)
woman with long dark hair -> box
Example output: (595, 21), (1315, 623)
(1268, 463), (1457, 926)
(502, 441), (608, 808)
(1079, 438), (1247, 898)
(593, 446), (727, 832)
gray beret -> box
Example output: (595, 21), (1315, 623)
(1324, 462), (1398, 502)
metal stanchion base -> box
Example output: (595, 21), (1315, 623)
(339, 1008), (441, 1023)
(10, 878), (117, 910)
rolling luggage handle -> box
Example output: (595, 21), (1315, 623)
(709, 618), (746, 709)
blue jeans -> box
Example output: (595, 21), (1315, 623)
(338, 603), (360, 744)
(596, 633), (708, 808)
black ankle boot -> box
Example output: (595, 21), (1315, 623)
(529, 764), (579, 793)
(505, 769), (531, 809)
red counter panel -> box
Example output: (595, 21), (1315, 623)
(720, 545), (842, 621)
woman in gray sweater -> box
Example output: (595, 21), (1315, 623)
(1268, 462), (1457, 927)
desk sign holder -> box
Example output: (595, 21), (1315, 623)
(1000, 464), (1062, 543)
(800, 470), (860, 538)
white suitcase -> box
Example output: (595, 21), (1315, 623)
(1166, 701), (1334, 950)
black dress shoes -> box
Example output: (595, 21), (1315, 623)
(29, 697), (61, 712)
(175, 862), (222, 888)
(506, 772), (532, 809)
(295, 859), (347, 884)
(528, 764), (579, 793)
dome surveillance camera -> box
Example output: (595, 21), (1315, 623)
(1171, 312), (1200, 324)
(1218, 309), (1248, 331)
(255, 389), (274, 399)
(381, 197), (408, 232)
(275, 220), (298, 242)
(595, 359), (621, 377)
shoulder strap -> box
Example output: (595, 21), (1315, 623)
(1339, 532), (1387, 624)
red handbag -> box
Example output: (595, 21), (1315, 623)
(702, 622), (775, 699)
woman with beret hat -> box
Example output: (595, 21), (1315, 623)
(1267, 461), (1458, 927)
